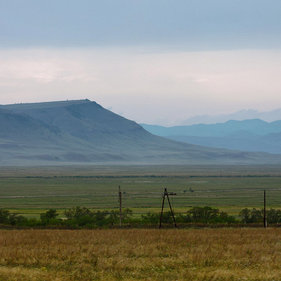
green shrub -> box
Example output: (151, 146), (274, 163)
(187, 206), (236, 224)
(239, 208), (263, 223)
(40, 209), (59, 225)
(0, 209), (10, 224)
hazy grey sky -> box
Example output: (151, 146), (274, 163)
(1, 1), (281, 124)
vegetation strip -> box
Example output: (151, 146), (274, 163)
(0, 206), (280, 228)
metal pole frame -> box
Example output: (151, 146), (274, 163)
(159, 188), (177, 228)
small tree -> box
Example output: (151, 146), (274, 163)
(108, 210), (119, 225)
(267, 209), (281, 224)
(64, 207), (92, 220)
(40, 209), (59, 224)
(9, 213), (27, 226)
(239, 208), (251, 223)
(0, 209), (10, 224)
(239, 208), (263, 224)
(250, 208), (263, 223)
(187, 206), (219, 223)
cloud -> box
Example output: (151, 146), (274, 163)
(0, 47), (281, 125)
(1, 0), (281, 50)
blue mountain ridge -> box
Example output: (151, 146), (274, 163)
(141, 119), (281, 154)
(0, 100), (281, 165)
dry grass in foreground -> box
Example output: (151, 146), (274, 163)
(0, 229), (280, 281)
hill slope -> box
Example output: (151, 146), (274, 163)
(1, 100), (281, 165)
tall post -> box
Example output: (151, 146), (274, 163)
(119, 185), (122, 227)
(159, 188), (177, 228)
(166, 192), (177, 228)
(264, 190), (267, 228)
(159, 188), (166, 229)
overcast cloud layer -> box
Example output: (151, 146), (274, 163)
(1, 48), (281, 125)
(1, 0), (281, 49)
(0, 1), (281, 124)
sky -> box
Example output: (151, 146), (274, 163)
(0, 0), (281, 125)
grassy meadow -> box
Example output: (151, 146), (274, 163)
(1, 166), (281, 280)
(0, 228), (281, 281)
(1, 165), (281, 218)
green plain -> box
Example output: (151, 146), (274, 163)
(1, 165), (281, 218)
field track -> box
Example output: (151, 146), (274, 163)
(0, 228), (280, 281)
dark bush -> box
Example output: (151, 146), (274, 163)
(63, 207), (133, 227)
(267, 209), (281, 224)
(0, 209), (10, 224)
(9, 213), (27, 226)
(64, 206), (92, 220)
(187, 206), (236, 224)
(239, 208), (263, 223)
(141, 212), (160, 224)
(40, 209), (59, 225)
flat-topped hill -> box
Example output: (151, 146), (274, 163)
(0, 100), (280, 165)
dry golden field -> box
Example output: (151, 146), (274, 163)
(0, 229), (280, 281)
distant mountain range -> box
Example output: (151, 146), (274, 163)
(142, 119), (281, 154)
(180, 109), (281, 125)
(1, 100), (281, 165)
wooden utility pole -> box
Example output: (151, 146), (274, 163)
(159, 188), (177, 228)
(264, 190), (267, 228)
(159, 189), (166, 229)
(119, 185), (122, 227)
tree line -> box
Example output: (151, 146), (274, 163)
(0, 206), (280, 228)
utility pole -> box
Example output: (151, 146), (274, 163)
(159, 189), (166, 229)
(159, 188), (177, 229)
(119, 185), (122, 227)
(264, 190), (267, 228)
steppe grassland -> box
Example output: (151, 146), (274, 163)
(0, 228), (281, 281)
(1, 165), (281, 218)
(1, 166), (281, 280)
